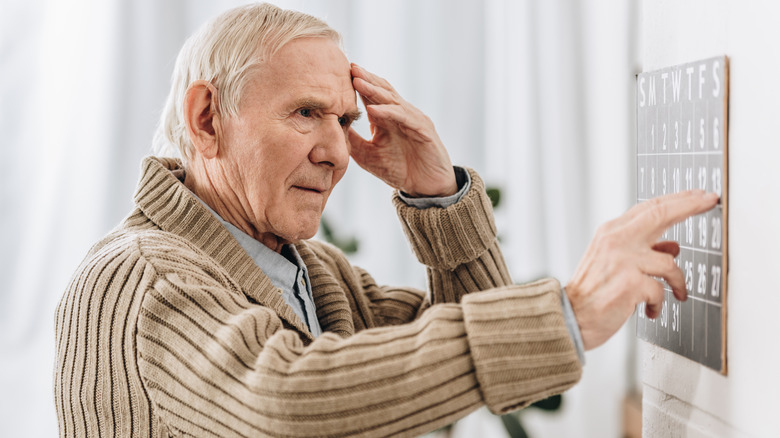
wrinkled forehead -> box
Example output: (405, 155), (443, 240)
(246, 38), (357, 112)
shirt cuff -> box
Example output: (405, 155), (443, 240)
(561, 287), (586, 364)
(397, 166), (471, 209)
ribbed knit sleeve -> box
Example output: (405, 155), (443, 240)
(393, 168), (513, 304)
(461, 279), (582, 414)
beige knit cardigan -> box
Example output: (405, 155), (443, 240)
(54, 156), (582, 437)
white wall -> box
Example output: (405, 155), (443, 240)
(640, 1), (780, 436)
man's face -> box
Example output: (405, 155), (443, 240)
(218, 37), (359, 244)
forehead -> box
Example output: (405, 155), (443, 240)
(245, 38), (356, 112)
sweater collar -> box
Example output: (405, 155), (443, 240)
(132, 156), (350, 342)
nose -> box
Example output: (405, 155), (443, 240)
(309, 117), (350, 170)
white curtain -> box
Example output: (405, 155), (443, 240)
(1, 1), (639, 436)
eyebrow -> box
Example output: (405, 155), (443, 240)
(293, 98), (362, 122)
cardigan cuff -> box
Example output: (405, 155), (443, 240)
(461, 278), (583, 414)
(397, 166), (471, 209)
(392, 168), (497, 270)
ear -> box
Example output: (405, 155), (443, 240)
(183, 80), (221, 159)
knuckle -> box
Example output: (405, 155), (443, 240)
(595, 221), (614, 238)
(649, 280), (665, 302)
(647, 199), (668, 224)
(597, 231), (620, 253)
(661, 254), (677, 272)
(624, 274), (642, 293)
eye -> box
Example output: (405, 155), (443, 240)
(298, 108), (312, 118)
(338, 116), (349, 127)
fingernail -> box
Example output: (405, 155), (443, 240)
(705, 192), (720, 203)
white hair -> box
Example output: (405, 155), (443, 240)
(152, 3), (341, 166)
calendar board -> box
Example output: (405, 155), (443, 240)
(635, 56), (728, 374)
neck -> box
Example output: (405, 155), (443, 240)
(183, 160), (288, 253)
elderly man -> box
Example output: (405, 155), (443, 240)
(54, 3), (717, 437)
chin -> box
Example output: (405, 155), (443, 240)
(294, 228), (319, 242)
(287, 218), (321, 242)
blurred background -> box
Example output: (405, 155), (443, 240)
(1, 0), (641, 436)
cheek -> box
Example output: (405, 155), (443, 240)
(237, 142), (297, 191)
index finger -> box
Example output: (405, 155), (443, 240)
(629, 190), (719, 239)
(618, 189), (703, 227)
(351, 64), (395, 93)
(353, 77), (396, 107)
